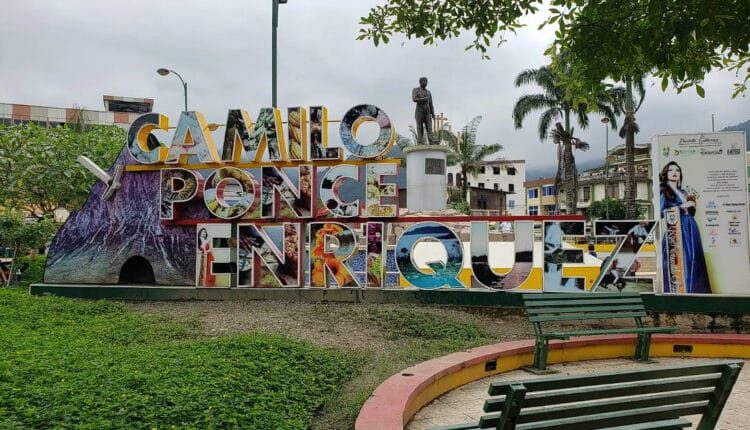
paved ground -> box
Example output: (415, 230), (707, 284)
(407, 357), (750, 430)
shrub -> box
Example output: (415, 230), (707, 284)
(19, 254), (46, 286)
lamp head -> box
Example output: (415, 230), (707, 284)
(157, 68), (170, 76)
(601, 117), (610, 124)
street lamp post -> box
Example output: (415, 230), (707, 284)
(157, 68), (188, 112)
(272, 0), (288, 108)
(601, 117), (610, 219)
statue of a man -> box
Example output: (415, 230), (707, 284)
(412, 77), (435, 145)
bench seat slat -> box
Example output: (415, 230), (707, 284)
(521, 291), (641, 301)
(537, 326), (677, 339)
(514, 401), (708, 430)
(428, 422), (482, 430)
(490, 378), (717, 411)
(488, 362), (734, 395)
(600, 418), (692, 429)
(527, 304), (646, 314)
(524, 298), (644, 307)
(485, 385), (715, 413)
(528, 311), (649, 322)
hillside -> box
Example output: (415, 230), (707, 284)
(721, 119), (750, 150)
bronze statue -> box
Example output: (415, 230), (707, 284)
(412, 77), (435, 145)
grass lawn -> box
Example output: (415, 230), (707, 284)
(0, 288), (357, 429)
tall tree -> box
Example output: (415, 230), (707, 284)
(512, 64), (615, 213)
(446, 116), (503, 202)
(610, 77), (647, 218)
(0, 123), (125, 219)
(359, 1), (749, 97)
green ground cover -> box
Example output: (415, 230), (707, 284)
(0, 288), (356, 429)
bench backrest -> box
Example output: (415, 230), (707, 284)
(522, 292), (648, 327)
(480, 360), (743, 430)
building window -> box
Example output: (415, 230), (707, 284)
(582, 186), (591, 202)
(528, 189), (538, 199)
(478, 183), (485, 189)
(507, 167), (516, 175)
(493, 166), (501, 174)
(508, 184), (514, 192)
(478, 196), (488, 209)
(545, 205), (558, 215)
(493, 183), (499, 190)
(542, 185), (555, 196)
(529, 205), (539, 215)
(508, 199), (515, 209)
(447, 173), (453, 186)
(607, 183), (618, 199)
(480, 166), (486, 174)
(456, 173), (463, 187)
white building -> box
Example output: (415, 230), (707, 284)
(447, 159), (526, 215)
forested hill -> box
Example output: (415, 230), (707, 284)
(721, 119), (750, 150)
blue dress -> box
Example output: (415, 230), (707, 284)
(660, 189), (711, 294)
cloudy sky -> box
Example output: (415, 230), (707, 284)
(1, 1), (748, 177)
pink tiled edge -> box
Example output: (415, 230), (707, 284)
(355, 334), (750, 430)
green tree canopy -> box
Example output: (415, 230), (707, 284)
(586, 197), (644, 221)
(512, 61), (616, 213)
(0, 123), (125, 219)
(359, 0), (749, 97)
(446, 116), (503, 202)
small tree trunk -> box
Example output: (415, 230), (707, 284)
(624, 114), (637, 219)
(563, 141), (578, 214)
(624, 79), (637, 219)
(554, 144), (563, 211)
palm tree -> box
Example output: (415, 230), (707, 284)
(610, 77), (646, 219)
(446, 116), (503, 201)
(512, 63), (616, 214)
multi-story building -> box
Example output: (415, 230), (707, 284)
(523, 177), (559, 216)
(0, 95), (153, 129)
(572, 143), (654, 218)
(522, 143), (654, 218)
(447, 159), (526, 215)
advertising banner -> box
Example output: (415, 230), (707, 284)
(653, 132), (750, 295)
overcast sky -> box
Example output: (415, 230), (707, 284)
(1, 1), (748, 177)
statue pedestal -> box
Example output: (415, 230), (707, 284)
(403, 145), (448, 211)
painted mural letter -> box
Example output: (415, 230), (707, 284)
(308, 222), (360, 288)
(204, 167), (258, 219)
(365, 222), (385, 288)
(219, 109), (255, 162)
(339, 104), (395, 159)
(543, 221), (585, 292)
(309, 106), (339, 160)
(127, 113), (169, 164)
(365, 163), (399, 217)
(196, 224), (236, 287)
(470, 221), (533, 289)
(160, 168), (202, 220)
(237, 223), (303, 288)
(317, 164), (360, 218)
(396, 222), (463, 289)
(165, 111), (221, 164)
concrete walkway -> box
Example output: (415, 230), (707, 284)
(406, 356), (750, 429)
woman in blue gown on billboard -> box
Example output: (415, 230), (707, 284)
(659, 161), (711, 294)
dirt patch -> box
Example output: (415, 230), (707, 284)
(125, 301), (538, 351)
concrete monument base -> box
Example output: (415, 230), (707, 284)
(403, 145), (448, 211)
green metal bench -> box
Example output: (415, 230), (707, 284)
(522, 292), (678, 371)
(431, 360), (743, 430)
